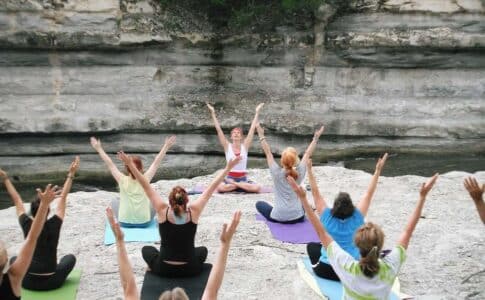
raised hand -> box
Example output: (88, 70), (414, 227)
(0, 168), (7, 181)
(420, 173), (439, 198)
(206, 103), (215, 114)
(375, 153), (388, 174)
(36, 184), (58, 205)
(117, 151), (131, 164)
(464, 177), (484, 202)
(69, 156), (80, 175)
(107, 207), (124, 242)
(164, 135), (176, 149)
(255, 103), (264, 113)
(220, 211), (241, 244)
(314, 126), (324, 139)
(256, 123), (264, 137)
(287, 176), (307, 200)
(90, 137), (102, 150)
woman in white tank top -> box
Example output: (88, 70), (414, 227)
(207, 102), (264, 193)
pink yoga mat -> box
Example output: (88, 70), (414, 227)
(256, 213), (320, 244)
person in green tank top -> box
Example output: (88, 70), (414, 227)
(90, 135), (176, 227)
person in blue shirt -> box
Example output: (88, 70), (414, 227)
(305, 153), (388, 281)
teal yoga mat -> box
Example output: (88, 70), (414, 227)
(21, 269), (82, 300)
(297, 258), (401, 300)
(104, 218), (159, 245)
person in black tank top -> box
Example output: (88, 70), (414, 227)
(119, 150), (241, 278)
(1, 158), (79, 291)
(106, 205), (242, 300)
(0, 183), (57, 300)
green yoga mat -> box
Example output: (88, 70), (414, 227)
(21, 269), (82, 300)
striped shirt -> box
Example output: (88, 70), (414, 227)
(327, 241), (406, 300)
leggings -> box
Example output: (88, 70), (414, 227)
(256, 201), (305, 224)
(22, 254), (77, 290)
(142, 246), (208, 278)
(307, 242), (340, 281)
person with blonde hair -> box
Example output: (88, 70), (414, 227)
(0, 157), (79, 291)
(118, 151), (241, 278)
(207, 102), (264, 193)
(288, 173), (439, 299)
(106, 206), (241, 300)
(91, 135), (176, 228)
(255, 123), (324, 223)
(0, 184), (57, 300)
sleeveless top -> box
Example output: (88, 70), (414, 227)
(225, 144), (248, 174)
(159, 208), (197, 262)
(0, 273), (20, 300)
(118, 175), (151, 224)
(319, 208), (364, 264)
(19, 213), (62, 273)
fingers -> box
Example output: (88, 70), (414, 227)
(380, 152), (388, 164)
(230, 210), (242, 231)
(427, 173), (439, 188)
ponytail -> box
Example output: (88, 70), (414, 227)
(359, 246), (379, 277)
(354, 222), (385, 278)
(281, 147), (299, 180)
(169, 186), (188, 217)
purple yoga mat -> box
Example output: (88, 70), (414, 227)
(255, 213), (320, 244)
(188, 185), (273, 195)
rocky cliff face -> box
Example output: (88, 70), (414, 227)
(0, 0), (484, 180)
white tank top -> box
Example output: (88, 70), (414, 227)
(225, 144), (248, 172)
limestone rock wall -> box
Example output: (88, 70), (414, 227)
(0, 0), (484, 180)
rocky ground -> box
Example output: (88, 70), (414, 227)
(0, 166), (484, 299)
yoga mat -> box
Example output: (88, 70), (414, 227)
(255, 213), (320, 244)
(104, 218), (159, 245)
(297, 258), (401, 300)
(188, 185), (273, 195)
(21, 269), (82, 300)
(141, 264), (212, 300)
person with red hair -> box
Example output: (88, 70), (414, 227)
(255, 123), (324, 223)
(207, 102), (264, 193)
(90, 135), (176, 228)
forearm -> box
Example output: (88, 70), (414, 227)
(301, 195), (332, 248)
(206, 166), (231, 195)
(4, 178), (25, 216)
(145, 147), (168, 180)
(303, 137), (318, 162)
(308, 168), (325, 211)
(358, 171), (380, 215)
(202, 244), (230, 300)
(211, 113), (227, 146)
(58, 174), (74, 214)
(472, 198), (485, 224)
(399, 197), (425, 249)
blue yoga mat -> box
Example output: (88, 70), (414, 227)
(104, 218), (160, 245)
(298, 258), (400, 300)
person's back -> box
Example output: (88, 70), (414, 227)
(118, 175), (151, 225)
(269, 161), (306, 221)
(19, 214), (62, 273)
(159, 208), (197, 262)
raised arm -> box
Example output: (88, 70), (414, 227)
(202, 210), (241, 300)
(464, 177), (485, 224)
(118, 151), (167, 213)
(357, 153), (388, 217)
(243, 103), (264, 150)
(301, 126), (324, 164)
(190, 157), (241, 217)
(144, 135), (176, 182)
(207, 103), (229, 152)
(306, 159), (328, 215)
(398, 173), (438, 249)
(90, 137), (124, 183)
(0, 168), (26, 217)
(288, 176), (333, 248)
(106, 207), (139, 300)
(56, 156), (80, 220)
(256, 123), (274, 167)
(8, 184), (56, 296)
